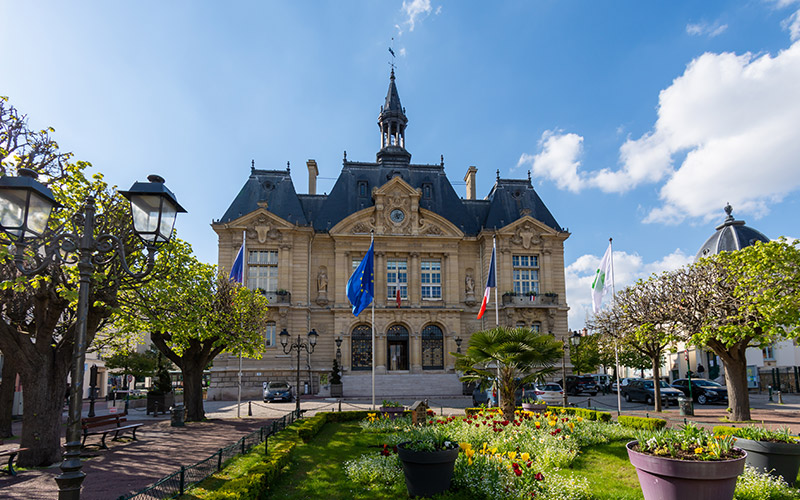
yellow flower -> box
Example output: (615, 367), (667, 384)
(459, 442), (472, 452)
(576, 416), (583, 422)
(694, 447), (704, 454)
(520, 452), (530, 461)
(507, 451), (517, 460)
(548, 420), (557, 427)
(490, 447), (498, 455)
(568, 422), (575, 431)
(535, 421), (541, 429)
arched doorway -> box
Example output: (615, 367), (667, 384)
(386, 324), (409, 371)
(421, 324), (444, 370)
(351, 324), (372, 371)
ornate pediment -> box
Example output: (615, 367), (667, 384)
(216, 208), (294, 244)
(503, 217), (560, 249)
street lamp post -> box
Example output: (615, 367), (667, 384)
(0, 169), (185, 500)
(335, 336), (343, 364)
(454, 336), (462, 354)
(279, 328), (318, 416)
(570, 331), (582, 375)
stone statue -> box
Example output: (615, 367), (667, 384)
(317, 267), (328, 293)
(465, 274), (475, 294)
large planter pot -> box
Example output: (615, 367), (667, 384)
(146, 392), (175, 415)
(380, 406), (405, 420)
(626, 441), (746, 500)
(522, 403), (547, 412)
(330, 383), (343, 398)
(735, 437), (800, 486)
(397, 442), (459, 497)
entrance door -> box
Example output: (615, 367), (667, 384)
(386, 324), (409, 371)
(388, 341), (408, 370)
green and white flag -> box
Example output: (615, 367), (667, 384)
(591, 242), (613, 313)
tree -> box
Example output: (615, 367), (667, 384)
(671, 239), (800, 422)
(115, 239), (271, 421)
(453, 327), (563, 421)
(569, 334), (602, 375)
(0, 97), (145, 466)
(591, 272), (677, 411)
(103, 347), (159, 381)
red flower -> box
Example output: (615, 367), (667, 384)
(535, 472), (544, 481)
(513, 468), (522, 476)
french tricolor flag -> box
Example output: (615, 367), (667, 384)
(477, 246), (496, 319)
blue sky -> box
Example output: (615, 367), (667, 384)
(2, 1), (799, 328)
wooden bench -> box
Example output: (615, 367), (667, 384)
(0, 447), (28, 476)
(81, 413), (143, 449)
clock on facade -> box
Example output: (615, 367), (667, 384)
(390, 209), (405, 223)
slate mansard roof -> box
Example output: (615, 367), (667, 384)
(217, 74), (564, 236)
(695, 204), (770, 260)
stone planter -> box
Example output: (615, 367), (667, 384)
(330, 383), (343, 398)
(735, 437), (800, 486)
(379, 406), (405, 420)
(626, 441), (746, 500)
(521, 403), (547, 412)
(397, 441), (459, 497)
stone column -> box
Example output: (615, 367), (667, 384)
(410, 328), (422, 373)
(409, 252), (419, 307)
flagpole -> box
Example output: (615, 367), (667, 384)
(492, 236), (500, 408)
(608, 237), (622, 416)
(237, 231), (246, 418)
(371, 231), (376, 411)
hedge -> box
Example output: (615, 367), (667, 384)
(617, 415), (667, 430)
(187, 411), (368, 499)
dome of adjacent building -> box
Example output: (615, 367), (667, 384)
(695, 204), (770, 261)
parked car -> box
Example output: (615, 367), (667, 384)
(472, 380), (523, 407)
(671, 378), (728, 405)
(623, 379), (682, 405)
(526, 383), (563, 405)
(263, 381), (293, 402)
(557, 375), (598, 396)
(611, 377), (642, 392)
(590, 374), (611, 392)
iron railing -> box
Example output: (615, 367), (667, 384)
(117, 409), (301, 500)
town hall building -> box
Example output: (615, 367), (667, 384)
(208, 71), (571, 399)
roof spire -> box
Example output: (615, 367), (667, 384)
(377, 67), (411, 163)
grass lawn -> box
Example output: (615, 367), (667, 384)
(268, 421), (643, 500)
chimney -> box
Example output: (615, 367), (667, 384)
(307, 159), (318, 195)
(464, 166), (478, 200)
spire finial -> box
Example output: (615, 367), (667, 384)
(251, 159), (255, 174)
(286, 161), (291, 173)
(724, 203), (733, 220)
(388, 38), (396, 77)
(343, 150), (347, 161)
(527, 170), (531, 183)
(496, 169), (500, 181)
(440, 154), (444, 167)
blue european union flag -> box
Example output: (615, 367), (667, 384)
(347, 240), (374, 316)
(230, 244), (244, 284)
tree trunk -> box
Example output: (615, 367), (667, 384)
(718, 344), (750, 422)
(652, 356), (662, 412)
(0, 354), (16, 438)
(182, 363), (206, 422)
(17, 366), (68, 466)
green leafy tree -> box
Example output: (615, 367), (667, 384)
(671, 239), (800, 422)
(0, 97), (150, 466)
(115, 239), (271, 421)
(569, 333), (602, 375)
(103, 347), (159, 381)
(453, 327), (562, 421)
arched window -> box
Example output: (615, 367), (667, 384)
(387, 324), (409, 371)
(351, 325), (372, 371)
(531, 322), (541, 333)
(421, 324), (444, 370)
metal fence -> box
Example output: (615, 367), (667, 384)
(117, 409), (301, 500)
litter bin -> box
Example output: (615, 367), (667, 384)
(171, 404), (185, 427)
(678, 397), (694, 416)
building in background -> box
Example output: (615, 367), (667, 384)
(209, 71), (571, 399)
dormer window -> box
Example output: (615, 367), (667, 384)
(423, 183), (432, 199)
(358, 181), (368, 197)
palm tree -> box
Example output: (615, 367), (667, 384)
(453, 327), (563, 421)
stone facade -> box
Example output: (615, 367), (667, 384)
(208, 73), (570, 400)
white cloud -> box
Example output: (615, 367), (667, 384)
(783, 9), (800, 40)
(597, 41), (800, 224)
(399, 47), (407, 57)
(565, 249), (693, 329)
(401, 0), (433, 32)
(686, 21), (728, 38)
(518, 130), (585, 193)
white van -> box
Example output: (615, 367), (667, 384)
(591, 374), (611, 390)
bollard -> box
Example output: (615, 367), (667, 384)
(769, 385), (773, 402)
(248, 400), (252, 416)
(338, 399), (342, 412)
(171, 404), (185, 427)
(778, 391), (784, 404)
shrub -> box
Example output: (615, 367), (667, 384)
(735, 465), (800, 500)
(714, 425), (800, 444)
(617, 415), (667, 430)
(295, 414), (326, 443)
(318, 410), (371, 422)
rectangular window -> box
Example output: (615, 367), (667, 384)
(387, 259), (407, 299)
(264, 322), (276, 349)
(420, 260), (442, 299)
(512, 255), (539, 295)
(763, 345), (775, 361)
(248, 250), (278, 292)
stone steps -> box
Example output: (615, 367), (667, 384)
(340, 372), (464, 397)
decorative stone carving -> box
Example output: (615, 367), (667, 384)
(510, 223), (542, 249)
(464, 271), (477, 307)
(352, 222), (372, 234)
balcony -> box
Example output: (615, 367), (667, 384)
(257, 289), (291, 304)
(501, 292), (558, 307)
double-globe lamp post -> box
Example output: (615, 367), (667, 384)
(0, 168), (186, 500)
(279, 328), (318, 416)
